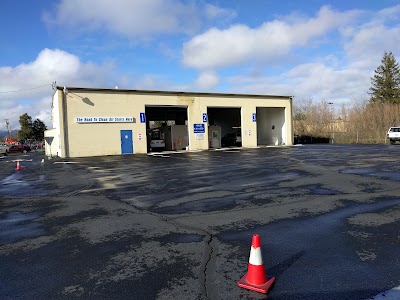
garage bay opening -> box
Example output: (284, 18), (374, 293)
(256, 107), (286, 146)
(207, 107), (242, 148)
(145, 105), (189, 153)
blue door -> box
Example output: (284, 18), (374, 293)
(121, 130), (133, 154)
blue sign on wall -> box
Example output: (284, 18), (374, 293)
(252, 113), (257, 122)
(202, 113), (208, 122)
(140, 112), (146, 123)
(194, 124), (205, 133)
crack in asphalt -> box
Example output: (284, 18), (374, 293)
(158, 215), (216, 300)
(199, 234), (214, 299)
(93, 187), (218, 300)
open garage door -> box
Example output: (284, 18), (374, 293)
(145, 105), (188, 152)
(207, 107), (242, 148)
(256, 107), (286, 146)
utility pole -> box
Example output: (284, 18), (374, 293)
(5, 119), (11, 140)
(328, 103), (334, 144)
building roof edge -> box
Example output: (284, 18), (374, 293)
(56, 86), (293, 99)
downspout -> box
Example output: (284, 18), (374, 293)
(290, 96), (294, 145)
(62, 87), (70, 158)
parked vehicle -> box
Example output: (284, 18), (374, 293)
(147, 128), (166, 151)
(221, 131), (242, 147)
(0, 144), (9, 156)
(8, 145), (32, 153)
(387, 127), (400, 144)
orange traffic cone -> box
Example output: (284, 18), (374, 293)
(16, 160), (22, 171)
(238, 234), (275, 294)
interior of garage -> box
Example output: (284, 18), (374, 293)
(145, 106), (244, 151)
(145, 105), (188, 152)
(256, 107), (286, 146)
(207, 107), (242, 148)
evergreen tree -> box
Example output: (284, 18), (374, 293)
(369, 51), (400, 104)
(32, 119), (47, 140)
(18, 113), (33, 140)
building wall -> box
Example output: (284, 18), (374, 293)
(44, 128), (58, 157)
(49, 90), (62, 156)
(48, 88), (293, 157)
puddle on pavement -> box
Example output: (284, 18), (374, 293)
(340, 167), (400, 181)
(153, 197), (237, 214)
(262, 187), (294, 194)
(300, 184), (340, 195)
(340, 167), (377, 175)
(158, 233), (204, 244)
(219, 198), (400, 245)
(149, 172), (307, 214)
(356, 182), (383, 193)
(0, 173), (48, 196)
(0, 211), (44, 244)
(239, 171), (304, 188)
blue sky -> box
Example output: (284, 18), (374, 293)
(1, 0), (400, 130)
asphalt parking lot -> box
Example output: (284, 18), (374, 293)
(1, 144), (400, 300)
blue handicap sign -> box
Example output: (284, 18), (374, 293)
(202, 113), (208, 122)
(140, 112), (146, 123)
(194, 124), (205, 133)
(252, 113), (256, 122)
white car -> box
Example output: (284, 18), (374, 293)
(387, 127), (400, 144)
(0, 144), (10, 156)
(148, 129), (166, 151)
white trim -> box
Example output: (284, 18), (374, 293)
(249, 246), (263, 265)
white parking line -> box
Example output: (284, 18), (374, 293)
(6, 159), (33, 163)
(368, 286), (400, 299)
(148, 153), (171, 158)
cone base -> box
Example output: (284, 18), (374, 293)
(238, 273), (275, 294)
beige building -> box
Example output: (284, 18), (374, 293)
(45, 86), (293, 158)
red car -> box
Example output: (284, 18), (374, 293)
(8, 145), (32, 153)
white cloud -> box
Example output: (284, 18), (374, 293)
(132, 75), (169, 90)
(183, 5), (358, 70)
(345, 26), (400, 63)
(0, 97), (53, 134)
(44, 0), (224, 37)
(204, 4), (236, 21)
(377, 4), (400, 21)
(225, 59), (372, 104)
(195, 71), (220, 90)
(0, 48), (113, 130)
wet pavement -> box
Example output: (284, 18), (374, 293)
(1, 145), (400, 299)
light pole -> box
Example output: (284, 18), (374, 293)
(5, 119), (11, 140)
(328, 102), (334, 143)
